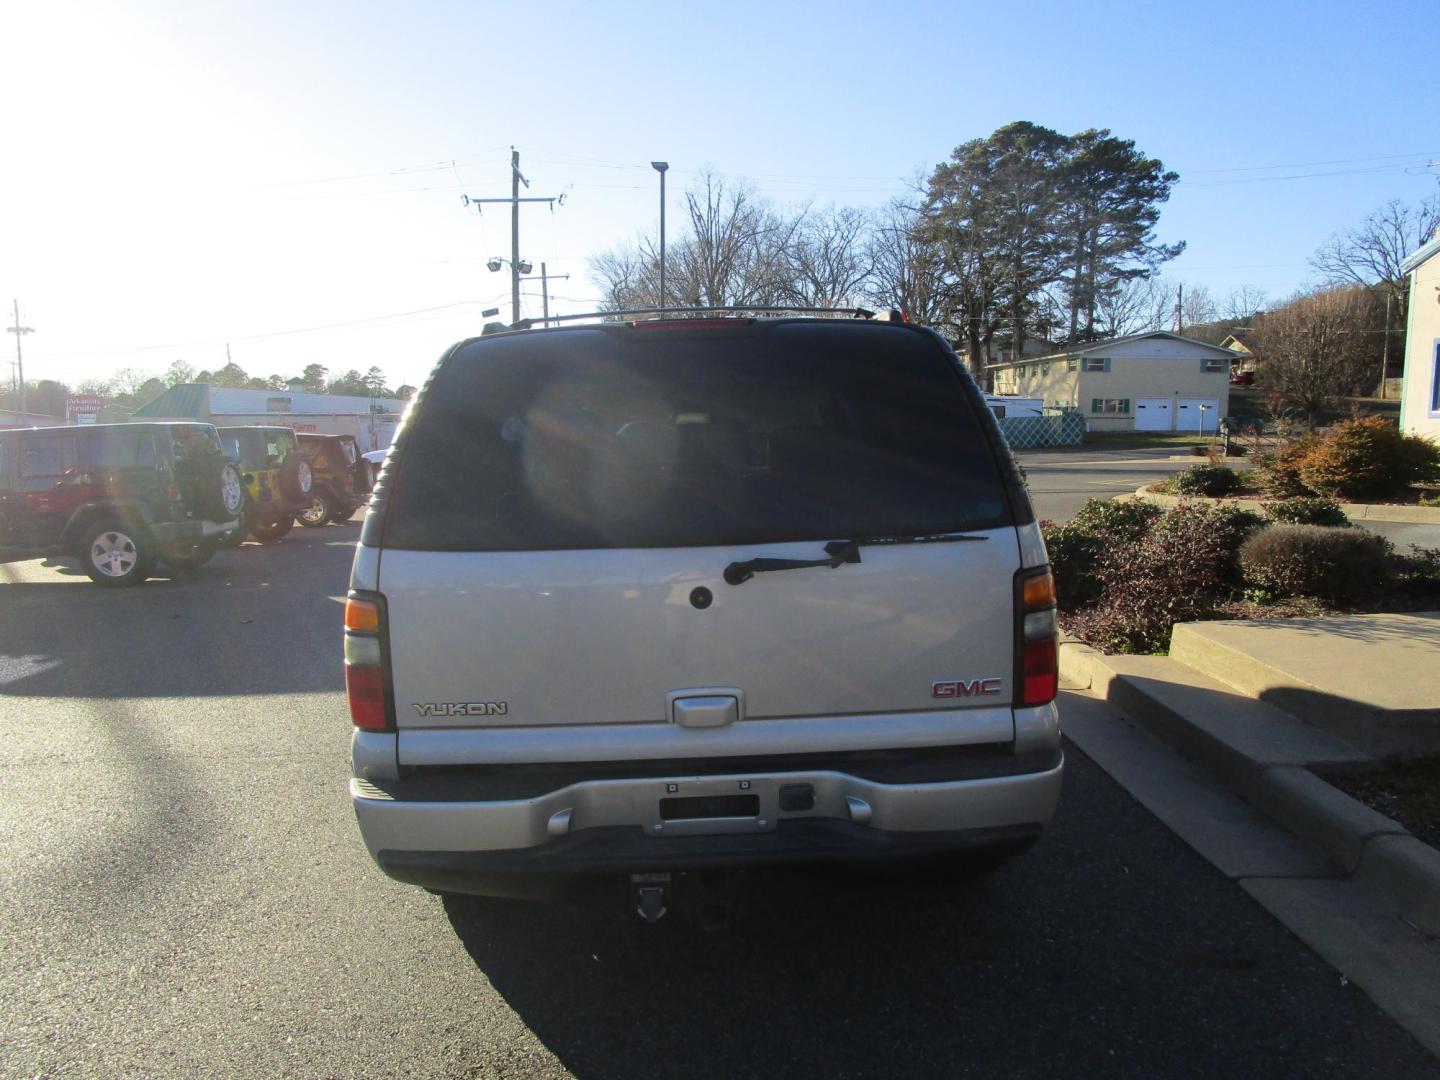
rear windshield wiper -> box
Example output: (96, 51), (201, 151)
(722, 532), (987, 586)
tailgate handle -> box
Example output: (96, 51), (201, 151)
(670, 694), (739, 729)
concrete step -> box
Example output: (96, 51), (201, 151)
(1060, 638), (1440, 941)
(1169, 614), (1440, 757)
(1061, 644), (1372, 807)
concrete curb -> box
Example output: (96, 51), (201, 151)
(1060, 638), (1440, 937)
(1127, 483), (1440, 525)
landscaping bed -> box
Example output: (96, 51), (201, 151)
(1044, 419), (1440, 656)
(1329, 754), (1440, 851)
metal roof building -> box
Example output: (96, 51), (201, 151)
(132, 384), (406, 452)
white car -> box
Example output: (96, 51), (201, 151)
(343, 312), (1062, 920)
(361, 448), (386, 486)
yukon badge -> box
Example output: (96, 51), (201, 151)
(413, 702), (510, 717)
(932, 678), (1002, 699)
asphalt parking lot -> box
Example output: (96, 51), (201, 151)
(1, 514), (1435, 1077)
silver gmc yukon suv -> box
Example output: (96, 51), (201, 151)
(345, 310), (1062, 918)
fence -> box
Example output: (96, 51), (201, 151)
(996, 412), (1085, 449)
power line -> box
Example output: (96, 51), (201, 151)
(31, 301), (487, 361)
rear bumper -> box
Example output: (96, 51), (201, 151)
(352, 750), (1063, 893)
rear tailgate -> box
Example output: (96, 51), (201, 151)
(371, 320), (1025, 763)
(380, 531), (1018, 759)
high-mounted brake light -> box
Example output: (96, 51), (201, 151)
(344, 591), (394, 731)
(1016, 566), (1059, 707)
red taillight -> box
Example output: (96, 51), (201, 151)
(344, 591), (393, 731)
(1017, 566), (1059, 707)
(1021, 639), (1058, 707)
(345, 663), (388, 731)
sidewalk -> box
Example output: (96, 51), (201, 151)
(1058, 614), (1440, 1057)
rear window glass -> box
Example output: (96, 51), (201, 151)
(381, 322), (1010, 551)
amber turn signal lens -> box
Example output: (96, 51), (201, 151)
(1022, 569), (1056, 610)
(344, 597), (380, 633)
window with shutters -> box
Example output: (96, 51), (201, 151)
(1202, 358), (1226, 373)
(1089, 398), (1131, 415)
(1083, 356), (1109, 372)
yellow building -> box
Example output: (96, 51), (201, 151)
(987, 331), (1236, 433)
(1399, 233), (1440, 440)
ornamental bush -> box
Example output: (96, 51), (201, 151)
(1066, 503), (1247, 654)
(1238, 524), (1392, 606)
(1262, 497), (1349, 528)
(1295, 416), (1440, 500)
(1255, 437), (1319, 498)
(1172, 463), (1244, 497)
(1068, 497), (1163, 544)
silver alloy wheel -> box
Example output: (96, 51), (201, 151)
(220, 464), (244, 516)
(299, 494), (328, 526)
(90, 530), (138, 578)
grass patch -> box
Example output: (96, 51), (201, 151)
(1083, 432), (1219, 451)
(1329, 754), (1440, 850)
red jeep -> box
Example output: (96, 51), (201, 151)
(0, 422), (244, 586)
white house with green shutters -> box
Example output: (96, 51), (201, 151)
(987, 331), (1236, 432)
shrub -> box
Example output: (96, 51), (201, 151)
(1068, 497), (1163, 544)
(1255, 437), (1319, 498)
(1040, 521), (1103, 612)
(1066, 503), (1242, 654)
(1262, 497), (1349, 528)
(1172, 464), (1244, 497)
(1295, 416), (1440, 500)
(1395, 546), (1440, 602)
(1238, 524), (1392, 605)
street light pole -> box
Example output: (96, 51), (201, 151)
(652, 161), (668, 308)
(8, 299), (34, 413)
(511, 148), (522, 324)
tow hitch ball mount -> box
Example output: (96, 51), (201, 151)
(632, 873), (670, 923)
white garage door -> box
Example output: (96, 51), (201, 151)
(1177, 399), (1220, 433)
(1134, 399), (1172, 431)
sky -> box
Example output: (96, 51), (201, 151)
(1, 0), (1436, 393)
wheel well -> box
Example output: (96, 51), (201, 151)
(63, 503), (152, 551)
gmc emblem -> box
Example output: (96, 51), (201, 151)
(932, 678), (1003, 699)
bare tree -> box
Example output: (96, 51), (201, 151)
(1094, 274), (1167, 337)
(783, 205), (874, 308)
(1179, 283), (1216, 330)
(1253, 285), (1382, 426)
(1311, 196), (1440, 317)
(1222, 285), (1269, 324)
(590, 244), (653, 310)
(670, 170), (805, 308)
(863, 200), (948, 325)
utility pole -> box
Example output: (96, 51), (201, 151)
(8, 299), (34, 412)
(461, 148), (564, 324)
(511, 148), (521, 324)
(1379, 290), (1393, 400)
(1175, 283), (1183, 333)
(529, 263), (570, 326)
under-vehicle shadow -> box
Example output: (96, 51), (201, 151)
(440, 745), (1435, 1080)
(0, 523), (358, 698)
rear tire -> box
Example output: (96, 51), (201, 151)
(297, 492), (334, 528)
(252, 515), (294, 544)
(80, 519), (156, 587)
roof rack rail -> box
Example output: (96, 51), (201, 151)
(503, 305), (909, 330)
